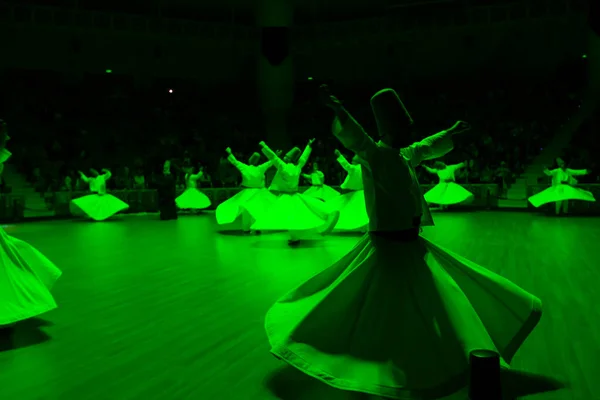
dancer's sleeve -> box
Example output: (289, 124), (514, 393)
(403, 131), (453, 166)
(191, 171), (204, 180)
(0, 148), (11, 163)
(543, 168), (556, 176)
(336, 155), (352, 171)
(227, 153), (248, 173)
(331, 108), (378, 160)
(102, 169), (112, 180)
(297, 145), (312, 169)
(78, 171), (90, 183)
(257, 161), (273, 174)
(422, 165), (437, 174)
(261, 143), (286, 170)
(567, 168), (588, 176)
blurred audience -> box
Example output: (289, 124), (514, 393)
(1, 71), (596, 213)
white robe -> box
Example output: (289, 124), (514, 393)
(264, 109), (542, 399)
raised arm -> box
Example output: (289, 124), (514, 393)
(101, 169), (112, 180)
(322, 86), (378, 160)
(403, 121), (469, 166)
(334, 149), (352, 171)
(190, 170), (204, 180)
(567, 168), (589, 176)
(259, 141), (286, 170)
(422, 165), (437, 174)
(78, 170), (90, 183)
(257, 160), (273, 174)
(296, 139), (314, 169)
(543, 167), (555, 176)
(404, 130), (454, 167)
(225, 148), (249, 173)
(448, 162), (467, 173)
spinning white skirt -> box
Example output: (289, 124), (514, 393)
(303, 185), (341, 202)
(327, 190), (369, 231)
(0, 229), (62, 326)
(424, 182), (474, 205)
(70, 194), (129, 221)
(248, 192), (339, 232)
(175, 188), (211, 210)
(265, 233), (542, 399)
(528, 184), (596, 208)
(216, 188), (277, 225)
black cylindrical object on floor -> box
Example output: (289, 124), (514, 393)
(468, 349), (502, 400)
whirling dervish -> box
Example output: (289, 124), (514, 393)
(528, 157), (595, 215)
(175, 166), (211, 212)
(263, 86), (542, 399)
(422, 161), (474, 209)
(70, 168), (129, 221)
(0, 119), (62, 328)
(246, 139), (339, 246)
(215, 148), (277, 233)
(326, 149), (369, 232)
(301, 161), (340, 201)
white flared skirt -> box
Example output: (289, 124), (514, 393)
(528, 184), (596, 208)
(175, 188), (211, 210)
(247, 192), (338, 232)
(265, 233), (542, 399)
(303, 185), (341, 202)
(0, 229), (62, 325)
(327, 190), (369, 231)
(70, 193), (129, 221)
(424, 182), (474, 206)
(215, 188), (278, 225)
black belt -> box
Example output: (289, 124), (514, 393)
(270, 190), (297, 195)
(370, 228), (420, 242)
(442, 179), (454, 183)
(369, 216), (422, 242)
(241, 185), (262, 189)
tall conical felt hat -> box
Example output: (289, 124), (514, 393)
(370, 88), (414, 139)
(285, 147), (301, 162)
(248, 152), (261, 165)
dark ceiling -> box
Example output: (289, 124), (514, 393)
(6, 0), (573, 24)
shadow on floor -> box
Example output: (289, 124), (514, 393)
(265, 365), (368, 400)
(0, 318), (53, 352)
(252, 239), (331, 249)
(264, 364), (568, 400)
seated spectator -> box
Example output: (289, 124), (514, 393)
(133, 168), (146, 189)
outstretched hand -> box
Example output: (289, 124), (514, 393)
(259, 141), (266, 147)
(308, 138), (316, 146)
(320, 84), (342, 109)
(450, 121), (471, 134)
(334, 149), (341, 157)
(225, 147), (232, 154)
(275, 149), (283, 156)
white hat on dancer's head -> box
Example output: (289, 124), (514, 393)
(283, 147), (301, 163)
(370, 88), (415, 148)
(248, 152), (261, 166)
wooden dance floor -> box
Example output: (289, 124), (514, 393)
(0, 211), (598, 400)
